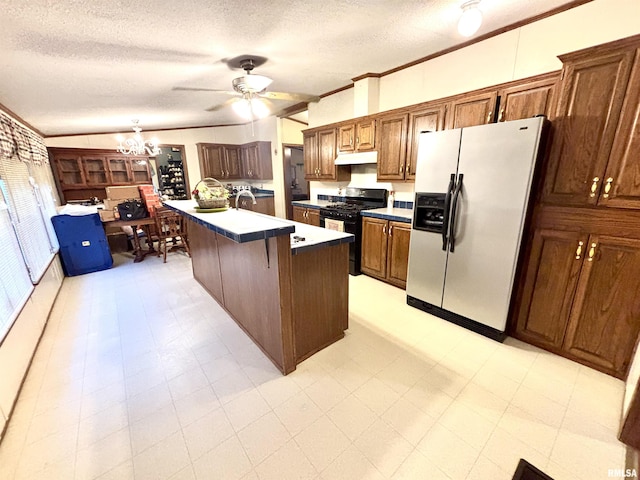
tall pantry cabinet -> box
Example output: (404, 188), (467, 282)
(514, 35), (640, 379)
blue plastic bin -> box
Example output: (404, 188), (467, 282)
(51, 213), (113, 276)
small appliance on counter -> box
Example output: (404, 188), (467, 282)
(319, 188), (387, 275)
(406, 117), (548, 340)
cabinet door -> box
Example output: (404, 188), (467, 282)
(563, 235), (640, 378)
(338, 124), (355, 152)
(356, 119), (376, 150)
(361, 217), (388, 279)
(514, 229), (584, 349)
(307, 209), (320, 227)
(128, 158), (152, 184)
(601, 48), (640, 210)
(406, 104), (447, 180)
(447, 91), (498, 129)
(317, 128), (338, 179)
(303, 132), (318, 180)
(292, 206), (307, 223)
(376, 113), (409, 181)
(497, 76), (557, 122)
(81, 155), (109, 185)
(55, 154), (85, 187)
(255, 142), (273, 180)
(542, 50), (635, 207)
(386, 221), (411, 288)
(106, 156), (132, 184)
(254, 197), (275, 216)
(205, 145), (226, 179)
(225, 146), (242, 179)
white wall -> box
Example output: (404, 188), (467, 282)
(625, 338), (640, 418)
(307, 0), (640, 201)
(0, 257), (63, 441)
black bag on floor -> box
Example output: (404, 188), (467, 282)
(117, 199), (147, 220)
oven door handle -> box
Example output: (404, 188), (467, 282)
(442, 173), (455, 251)
(449, 173), (463, 253)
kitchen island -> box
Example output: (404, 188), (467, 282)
(164, 200), (354, 374)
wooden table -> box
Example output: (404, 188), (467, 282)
(104, 217), (156, 262)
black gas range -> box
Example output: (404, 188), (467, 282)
(319, 188), (387, 275)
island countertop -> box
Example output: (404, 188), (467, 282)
(164, 200), (353, 253)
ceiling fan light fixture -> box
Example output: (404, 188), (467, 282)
(458, 0), (482, 37)
(250, 98), (270, 119)
(232, 74), (273, 93)
(232, 95), (270, 120)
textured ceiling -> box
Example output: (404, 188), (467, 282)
(0, 0), (579, 136)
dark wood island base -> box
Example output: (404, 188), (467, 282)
(187, 218), (350, 375)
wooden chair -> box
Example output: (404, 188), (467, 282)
(153, 208), (190, 262)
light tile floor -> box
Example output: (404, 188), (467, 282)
(0, 252), (627, 480)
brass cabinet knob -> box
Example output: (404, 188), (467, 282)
(498, 108), (505, 122)
(587, 242), (597, 262)
(575, 241), (584, 260)
(389, 225), (393, 236)
(603, 177), (614, 198)
(589, 177), (600, 197)
(486, 111), (492, 123)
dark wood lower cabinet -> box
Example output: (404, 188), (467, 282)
(514, 225), (640, 378)
(361, 217), (410, 289)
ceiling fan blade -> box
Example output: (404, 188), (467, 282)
(173, 86), (239, 96)
(258, 91), (321, 103)
(205, 98), (238, 112)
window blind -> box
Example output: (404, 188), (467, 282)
(28, 161), (60, 251)
(0, 157), (55, 282)
(0, 185), (34, 341)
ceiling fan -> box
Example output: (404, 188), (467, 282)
(173, 55), (320, 119)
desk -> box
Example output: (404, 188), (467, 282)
(104, 217), (156, 262)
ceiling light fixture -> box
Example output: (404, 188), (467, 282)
(116, 120), (160, 157)
(231, 93), (270, 120)
(458, 0), (483, 37)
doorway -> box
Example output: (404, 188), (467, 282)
(150, 145), (191, 200)
(282, 144), (308, 220)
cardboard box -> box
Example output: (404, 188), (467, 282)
(105, 185), (141, 200)
(99, 209), (116, 222)
(102, 198), (124, 211)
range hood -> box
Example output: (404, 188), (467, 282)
(334, 151), (378, 165)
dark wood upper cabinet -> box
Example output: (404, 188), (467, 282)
(447, 91), (498, 129)
(542, 48), (636, 207)
(129, 158), (152, 184)
(376, 113), (409, 181)
(406, 104), (447, 180)
(600, 48), (640, 210)
(318, 128), (338, 179)
(241, 142), (272, 180)
(337, 119), (375, 152)
(225, 146), (242, 179)
(81, 155), (109, 185)
(106, 156), (132, 184)
(497, 74), (558, 122)
(562, 234), (640, 377)
(198, 144), (225, 179)
(303, 131), (319, 180)
(303, 128), (350, 182)
(55, 154), (85, 187)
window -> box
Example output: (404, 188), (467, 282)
(0, 183), (33, 340)
(0, 157), (56, 282)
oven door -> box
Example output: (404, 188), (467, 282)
(319, 212), (360, 275)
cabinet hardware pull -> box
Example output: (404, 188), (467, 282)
(351, 136), (353, 146)
(603, 177), (613, 198)
(589, 177), (600, 197)
(389, 225), (393, 236)
(587, 242), (597, 262)
(356, 137), (359, 146)
(400, 165), (404, 174)
(498, 108), (504, 122)
(383, 224), (386, 235)
(486, 112), (492, 123)
(575, 241), (584, 259)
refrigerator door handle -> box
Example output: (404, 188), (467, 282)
(442, 173), (455, 251)
(449, 173), (464, 253)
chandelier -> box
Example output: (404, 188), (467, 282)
(116, 120), (161, 156)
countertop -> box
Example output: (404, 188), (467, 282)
(165, 200), (353, 252)
(291, 200), (332, 209)
(361, 207), (413, 223)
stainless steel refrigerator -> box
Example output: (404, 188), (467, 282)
(406, 117), (547, 340)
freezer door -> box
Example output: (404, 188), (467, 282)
(414, 129), (462, 192)
(407, 128), (463, 306)
(442, 117), (545, 331)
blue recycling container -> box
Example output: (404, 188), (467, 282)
(51, 213), (113, 276)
